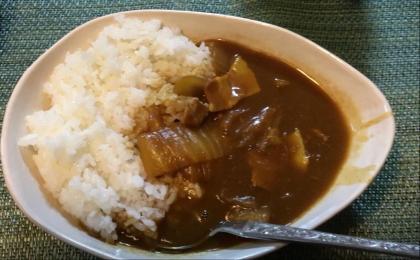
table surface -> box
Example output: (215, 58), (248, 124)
(0, 1), (418, 259)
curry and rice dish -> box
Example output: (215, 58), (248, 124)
(18, 16), (350, 251)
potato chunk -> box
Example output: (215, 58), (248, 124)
(284, 129), (309, 172)
(205, 56), (260, 112)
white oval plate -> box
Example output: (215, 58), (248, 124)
(1, 10), (395, 259)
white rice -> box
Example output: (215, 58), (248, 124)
(18, 15), (214, 241)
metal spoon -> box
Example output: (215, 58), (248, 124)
(158, 221), (419, 258)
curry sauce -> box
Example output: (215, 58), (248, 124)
(119, 39), (350, 251)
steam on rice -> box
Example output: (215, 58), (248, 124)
(18, 15), (214, 241)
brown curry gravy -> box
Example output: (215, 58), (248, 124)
(118, 39), (350, 252)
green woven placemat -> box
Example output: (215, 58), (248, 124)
(1, 1), (418, 259)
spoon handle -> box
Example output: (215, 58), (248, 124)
(216, 221), (420, 258)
